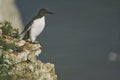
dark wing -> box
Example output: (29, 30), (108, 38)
(19, 17), (37, 35)
(19, 21), (32, 35)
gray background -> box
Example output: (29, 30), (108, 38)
(16, 0), (120, 80)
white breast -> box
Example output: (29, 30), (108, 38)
(30, 16), (45, 37)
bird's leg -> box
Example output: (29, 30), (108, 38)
(31, 36), (36, 42)
(29, 35), (39, 44)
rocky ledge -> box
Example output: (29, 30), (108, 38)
(0, 22), (57, 80)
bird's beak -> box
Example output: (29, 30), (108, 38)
(47, 11), (54, 14)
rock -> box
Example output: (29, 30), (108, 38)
(0, 29), (2, 36)
(0, 0), (23, 31)
(10, 61), (57, 80)
(0, 22), (57, 80)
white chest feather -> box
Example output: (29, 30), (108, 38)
(30, 16), (45, 37)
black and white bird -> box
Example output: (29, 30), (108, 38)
(20, 8), (53, 42)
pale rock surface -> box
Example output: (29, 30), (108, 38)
(0, 0), (23, 31)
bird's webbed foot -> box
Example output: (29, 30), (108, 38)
(32, 41), (39, 44)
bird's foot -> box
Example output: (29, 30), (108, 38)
(24, 39), (39, 44)
(32, 41), (39, 44)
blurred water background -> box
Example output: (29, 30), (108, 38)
(16, 0), (120, 80)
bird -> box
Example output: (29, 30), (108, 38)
(20, 8), (53, 42)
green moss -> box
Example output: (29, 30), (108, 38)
(1, 21), (19, 38)
(0, 21), (22, 51)
(0, 54), (13, 80)
(0, 39), (23, 51)
(0, 75), (13, 80)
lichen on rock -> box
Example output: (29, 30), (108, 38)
(0, 21), (57, 80)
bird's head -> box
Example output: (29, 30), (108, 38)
(38, 8), (53, 17)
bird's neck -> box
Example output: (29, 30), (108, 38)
(36, 13), (45, 18)
(33, 16), (45, 23)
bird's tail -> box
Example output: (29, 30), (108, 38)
(19, 30), (25, 36)
(22, 31), (30, 41)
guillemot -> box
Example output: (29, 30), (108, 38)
(20, 8), (53, 42)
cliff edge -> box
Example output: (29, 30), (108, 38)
(0, 22), (57, 80)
